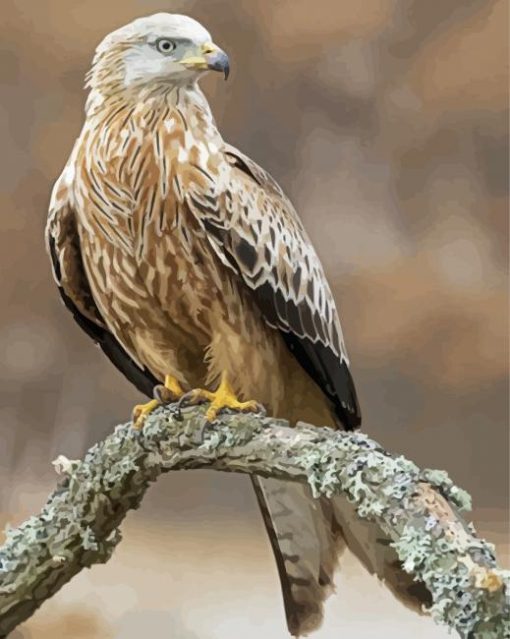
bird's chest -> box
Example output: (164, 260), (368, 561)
(74, 113), (230, 334)
(76, 182), (225, 341)
(135, 200), (226, 322)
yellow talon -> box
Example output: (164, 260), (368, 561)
(181, 373), (262, 422)
(132, 398), (160, 430)
(132, 374), (185, 429)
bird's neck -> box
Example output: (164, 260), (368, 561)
(82, 82), (223, 175)
(86, 81), (215, 128)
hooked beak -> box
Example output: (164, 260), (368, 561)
(181, 42), (230, 80)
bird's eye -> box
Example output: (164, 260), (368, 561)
(155, 38), (176, 54)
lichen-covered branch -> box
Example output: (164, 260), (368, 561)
(0, 404), (508, 638)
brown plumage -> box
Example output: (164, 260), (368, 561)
(46, 14), (423, 636)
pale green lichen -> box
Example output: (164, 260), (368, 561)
(421, 468), (473, 512)
(293, 425), (508, 638)
(80, 527), (99, 551)
(0, 404), (507, 638)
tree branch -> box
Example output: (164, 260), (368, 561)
(0, 404), (507, 638)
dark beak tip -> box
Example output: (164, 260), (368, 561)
(207, 50), (230, 80)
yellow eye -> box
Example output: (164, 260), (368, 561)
(155, 38), (176, 54)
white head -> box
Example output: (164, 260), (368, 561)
(88, 14), (229, 96)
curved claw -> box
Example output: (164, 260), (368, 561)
(132, 399), (160, 430)
(177, 374), (264, 424)
(153, 384), (181, 404)
(177, 388), (215, 411)
(132, 375), (185, 429)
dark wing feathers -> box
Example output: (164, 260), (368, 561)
(188, 144), (361, 430)
(46, 202), (157, 398)
(283, 332), (360, 428)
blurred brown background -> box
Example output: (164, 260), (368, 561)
(0, 0), (508, 637)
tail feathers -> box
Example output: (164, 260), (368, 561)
(251, 476), (342, 636)
(252, 479), (432, 637)
(330, 494), (432, 610)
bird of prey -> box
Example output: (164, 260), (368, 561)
(46, 14), (420, 635)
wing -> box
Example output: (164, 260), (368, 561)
(185, 144), (361, 429)
(46, 175), (158, 398)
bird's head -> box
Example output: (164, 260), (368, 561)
(87, 13), (229, 97)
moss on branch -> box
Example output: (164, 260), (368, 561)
(0, 404), (507, 637)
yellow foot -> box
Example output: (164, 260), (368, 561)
(179, 373), (263, 422)
(132, 375), (185, 429)
(132, 398), (160, 430)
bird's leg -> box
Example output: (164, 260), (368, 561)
(132, 374), (185, 429)
(177, 372), (263, 422)
(153, 374), (185, 404)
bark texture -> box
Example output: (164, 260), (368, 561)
(0, 404), (507, 637)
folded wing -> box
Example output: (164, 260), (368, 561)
(184, 144), (361, 430)
(46, 178), (158, 397)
